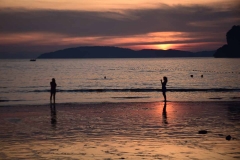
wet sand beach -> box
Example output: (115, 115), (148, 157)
(0, 101), (240, 160)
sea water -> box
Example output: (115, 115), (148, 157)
(0, 58), (239, 105)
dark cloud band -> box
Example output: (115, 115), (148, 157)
(0, 4), (239, 36)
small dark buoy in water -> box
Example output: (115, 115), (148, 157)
(190, 75), (193, 78)
(104, 76), (106, 79)
(201, 75), (203, 78)
(226, 135), (231, 140)
(198, 130), (207, 134)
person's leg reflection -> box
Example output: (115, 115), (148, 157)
(162, 102), (168, 124)
(50, 103), (57, 128)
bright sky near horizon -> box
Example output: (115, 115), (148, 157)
(0, 0), (236, 10)
(0, 0), (239, 58)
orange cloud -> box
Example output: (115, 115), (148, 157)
(1, 0), (238, 11)
(0, 30), (224, 52)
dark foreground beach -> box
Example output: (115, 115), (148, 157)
(0, 101), (240, 160)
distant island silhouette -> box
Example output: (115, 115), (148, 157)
(214, 25), (240, 58)
(38, 46), (214, 59)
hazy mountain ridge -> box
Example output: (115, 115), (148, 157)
(38, 46), (215, 58)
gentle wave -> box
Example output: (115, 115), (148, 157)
(28, 88), (240, 93)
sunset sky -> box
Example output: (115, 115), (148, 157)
(0, 0), (239, 58)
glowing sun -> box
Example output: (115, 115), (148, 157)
(156, 44), (172, 50)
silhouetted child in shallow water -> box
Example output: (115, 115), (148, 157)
(50, 78), (57, 103)
(161, 76), (168, 102)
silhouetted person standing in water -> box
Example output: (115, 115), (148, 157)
(161, 76), (168, 102)
(50, 78), (57, 103)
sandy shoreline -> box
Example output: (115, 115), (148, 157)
(0, 101), (240, 159)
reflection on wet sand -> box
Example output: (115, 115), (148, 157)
(0, 102), (240, 159)
(50, 103), (57, 128)
(162, 102), (168, 124)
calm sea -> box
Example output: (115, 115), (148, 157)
(0, 58), (239, 105)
